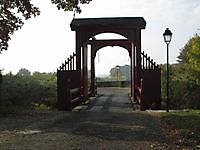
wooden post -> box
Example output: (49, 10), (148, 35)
(148, 57), (150, 69)
(75, 32), (82, 94)
(70, 56), (73, 70)
(145, 54), (148, 69)
(90, 46), (96, 96)
(82, 45), (88, 101)
(136, 29), (142, 85)
(131, 43), (135, 101)
(142, 52), (145, 69)
(76, 32), (81, 71)
(136, 30), (145, 110)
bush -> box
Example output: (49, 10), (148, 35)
(0, 71), (57, 111)
(161, 64), (200, 109)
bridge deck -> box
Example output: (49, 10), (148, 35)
(87, 87), (132, 113)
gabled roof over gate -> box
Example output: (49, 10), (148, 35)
(70, 17), (146, 31)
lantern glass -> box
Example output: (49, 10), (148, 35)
(163, 28), (172, 44)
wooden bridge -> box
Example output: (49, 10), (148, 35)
(57, 17), (161, 111)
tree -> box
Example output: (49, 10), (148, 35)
(17, 68), (31, 76)
(120, 65), (130, 80)
(0, 71), (57, 110)
(0, 0), (40, 52)
(167, 34), (200, 109)
(177, 37), (192, 63)
(0, 0), (92, 52)
(51, 0), (92, 13)
(188, 34), (200, 84)
(110, 65), (126, 81)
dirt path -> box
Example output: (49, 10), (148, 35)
(0, 88), (187, 149)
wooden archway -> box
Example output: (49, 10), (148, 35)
(70, 17), (146, 102)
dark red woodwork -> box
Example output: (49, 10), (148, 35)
(57, 70), (81, 110)
(140, 69), (161, 110)
(70, 17), (146, 100)
(57, 17), (161, 111)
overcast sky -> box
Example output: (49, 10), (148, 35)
(0, 0), (200, 75)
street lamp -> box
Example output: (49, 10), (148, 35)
(116, 65), (120, 81)
(116, 65), (120, 87)
(163, 28), (172, 112)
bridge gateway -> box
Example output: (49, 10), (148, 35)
(57, 17), (161, 111)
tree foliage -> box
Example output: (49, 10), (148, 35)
(17, 68), (31, 76)
(0, 0), (92, 52)
(177, 34), (200, 85)
(110, 66), (123, 81)
(0, 0), (40, 52)
(0, 69), (57, 111)
(110, 65), (130, 81)
(177, 38), (192, 63)
(177, 34), (200, 70)
(188, 34), (200, 84)
(163, 34), (200, 109)
(51, 0), (92, 13)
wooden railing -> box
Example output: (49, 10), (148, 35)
(65, 79), (83, 110)
(69, 88), (83, 108)
(141, 51), (159, 70)
(57, 52), (83, 111)
(134, 51), (160, 110)
(58, 52), (76, 71)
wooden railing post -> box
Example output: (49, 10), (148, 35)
(139, 51), (161, 110)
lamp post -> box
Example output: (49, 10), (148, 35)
(163, 28), (172, 112)
(116, 65), (120, 87)
(116, 65), (120, 80)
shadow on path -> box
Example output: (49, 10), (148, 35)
(71, 88), (166, 142)
(0, 87), (172, 149)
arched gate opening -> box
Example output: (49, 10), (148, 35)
(94, 46), (130, 80)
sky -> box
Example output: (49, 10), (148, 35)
(0, 0), (200, 75)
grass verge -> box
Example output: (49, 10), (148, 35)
(0, 104), (52, 117)
(160, 110), (200, 149)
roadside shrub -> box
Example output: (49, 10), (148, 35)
(0, 72), (57, 111)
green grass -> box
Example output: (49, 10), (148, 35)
(161, 110), (200, 148)
(0, 103), (51, 116)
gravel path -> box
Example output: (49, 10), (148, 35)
(0, 87), (186, 149)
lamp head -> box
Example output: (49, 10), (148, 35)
(163, 28), (172, 44)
